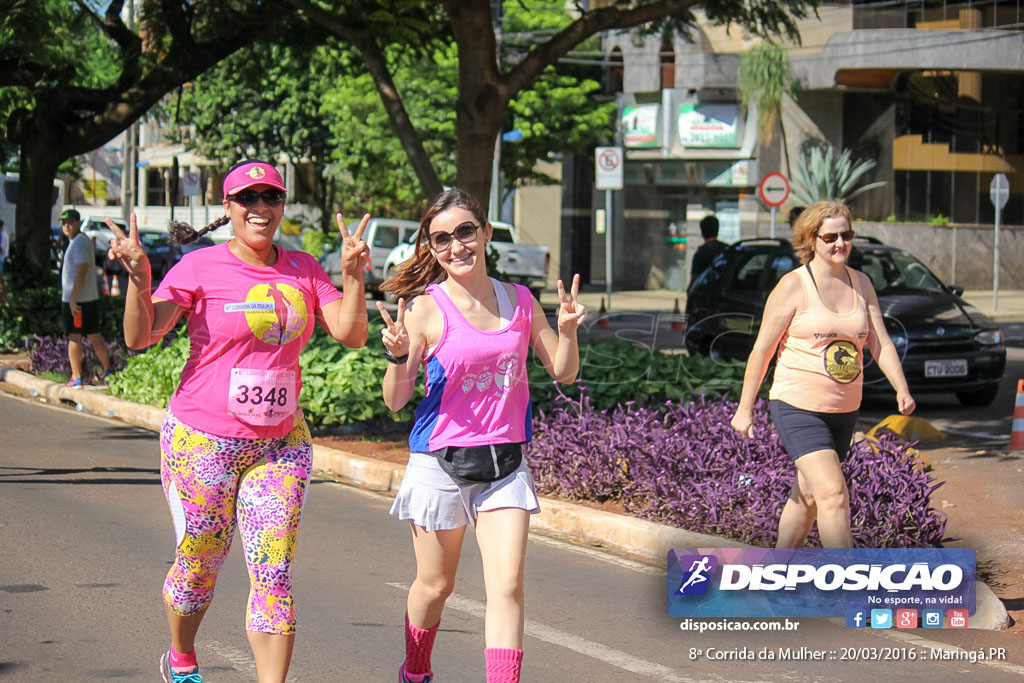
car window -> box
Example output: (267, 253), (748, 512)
(727, 252), (771, 298)
(491, 227), (513, 243)
(139, 232), (168, 249)
(372, 225), (399, 249)
(855, 249), (945, 294)
(767, 253), (796, 288)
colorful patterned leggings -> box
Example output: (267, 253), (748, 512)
(159, 412), (312, 635)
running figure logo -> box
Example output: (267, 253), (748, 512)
(676, 555), (718, 595)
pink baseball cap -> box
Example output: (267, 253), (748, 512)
(222, 161), (286, 197)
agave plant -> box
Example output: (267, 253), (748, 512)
(791, 145), (886, 205)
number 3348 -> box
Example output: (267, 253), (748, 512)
(235, 385), (288, 406)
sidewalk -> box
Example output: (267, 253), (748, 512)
(0, 364), (1010, 630)
(541, 287), (1024, 322)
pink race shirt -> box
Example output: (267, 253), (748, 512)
(154, 242), (342, 438)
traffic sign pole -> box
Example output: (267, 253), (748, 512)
(770, 206), (777, 238)
(758, 173), (790, 238)
(595, 147), (624, 308)
(990, 173), (1010, 311)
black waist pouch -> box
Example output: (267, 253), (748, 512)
(432, 443), (524, 484)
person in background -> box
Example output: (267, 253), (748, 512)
(59, 209), (112, 388)
(729, 199), (915, 548)
(106, 159), (371, 683)
(788, 206), (806, 231)
(378, 188), (586, 683)
(0, 218), (9, 275)
(690, 214), (728, 283)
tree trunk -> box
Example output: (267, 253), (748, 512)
(15, 125), (63, 271)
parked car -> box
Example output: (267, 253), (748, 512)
(382, 220), (549, 301)
(102, 227), (183, 283)
(683, 237), (1006, 406)
(81, 216), (125, 267)
(318, 217), (420, 297)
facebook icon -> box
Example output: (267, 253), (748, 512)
(846, 608), (867, 629)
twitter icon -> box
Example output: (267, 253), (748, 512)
(871, 609), (893, 629)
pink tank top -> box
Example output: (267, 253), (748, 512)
(768, 265), (869, 413)
(408, 282), (533, 453)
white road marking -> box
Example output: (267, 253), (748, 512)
(204, 639), (258, 676)
(386, 583), (711, 683)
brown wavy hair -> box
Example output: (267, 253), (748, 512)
(792, 199), (853, 264)
(380, 188), (488, 300)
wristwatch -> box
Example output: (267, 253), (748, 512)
(384, 350), (409, 365)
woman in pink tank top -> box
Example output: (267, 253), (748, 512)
(377, 189), (587, 683)
(730, 200), (915, 549)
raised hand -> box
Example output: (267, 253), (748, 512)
(376, 298), (409, 357)
(556, 274), (587, 336)
(338, 213), (371, 280)
(106, 213), (150, 282)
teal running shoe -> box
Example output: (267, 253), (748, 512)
(160, 650), (203, 683)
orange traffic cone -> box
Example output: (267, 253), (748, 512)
(670, 298), (684, 331)
(1010, 380), (1024, 450)
(597, 296), (610, 328)
(110, 275), (121, 296)
(100, 274), (110, 296)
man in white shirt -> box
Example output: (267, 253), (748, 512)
(60, 209), (111, 388)
(0, 219), (9, 274)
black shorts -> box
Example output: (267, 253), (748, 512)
(769, 400), (858, 462)
(61, 300), (101, 335)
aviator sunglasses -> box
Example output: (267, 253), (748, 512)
(228, 189), (287, 207)
(817, 229), (855, 244)
(427, 222), (480, 251)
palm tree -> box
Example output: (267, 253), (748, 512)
(738, 42), (796, 178)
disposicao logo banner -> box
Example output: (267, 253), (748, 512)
(667, 548), (975, 618)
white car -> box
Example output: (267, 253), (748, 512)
(382, 220), (549, 301)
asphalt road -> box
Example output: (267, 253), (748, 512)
(2, 394), (1023, 682)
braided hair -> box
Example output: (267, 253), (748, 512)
(167, 214), (230, 245)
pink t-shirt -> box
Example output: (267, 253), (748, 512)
(154, 242), (342, 438)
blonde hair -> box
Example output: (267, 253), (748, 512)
(792, 199), (853, 264)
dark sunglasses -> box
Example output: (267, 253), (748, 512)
(229, 189), (287, 207)
(427, 222), (480, 251)
(817, 229), (855, 244)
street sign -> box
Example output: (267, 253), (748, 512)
(182, 171), (201, 197)
(759, 172), (790, 207)
(990, 173), (1009, 209)
(595, 146), (624, 190)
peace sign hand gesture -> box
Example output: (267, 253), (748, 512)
(337, 212), (371, 280)
(556, 274), (587, 336)
(376, 298), (410, 358)
(105, 213), (150, 283)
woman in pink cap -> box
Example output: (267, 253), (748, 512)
(106, 159), (370, 683)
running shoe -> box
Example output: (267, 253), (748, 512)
(65, 377), (83, 389)
(159, 650), (203, 683)
(399, 663), (432, 683)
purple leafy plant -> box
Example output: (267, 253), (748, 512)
(526, 390), (948, 548)
(24, 335), (132, 377)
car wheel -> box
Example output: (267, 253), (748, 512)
(955, 383), (999, 407)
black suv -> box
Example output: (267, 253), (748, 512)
(684, 237), (1006, 406)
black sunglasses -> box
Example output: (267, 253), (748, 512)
(229, 189), (287, 207)
(817, 229), (855, 244)
(427, 222), (480, 251)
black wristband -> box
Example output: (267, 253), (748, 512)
(384, 350), (409, 365)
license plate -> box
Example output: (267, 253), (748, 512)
(924, 359), (968, 377)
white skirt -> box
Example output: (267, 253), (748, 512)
(389, 452), (541, 532)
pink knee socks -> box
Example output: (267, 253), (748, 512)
(485, 648), (523, 683)
(403, 614), (439, 678)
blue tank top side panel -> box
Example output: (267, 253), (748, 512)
(409, 355), (448, 453)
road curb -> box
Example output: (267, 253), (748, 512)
(0, 367), (1010, 630)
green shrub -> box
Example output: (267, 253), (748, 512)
(930, 214), (949, 227)
(107, 334), (190, 407)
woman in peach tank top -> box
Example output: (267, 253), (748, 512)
(730, 200), (916, 549)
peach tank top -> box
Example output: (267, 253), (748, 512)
(768, 265), (870, 413)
